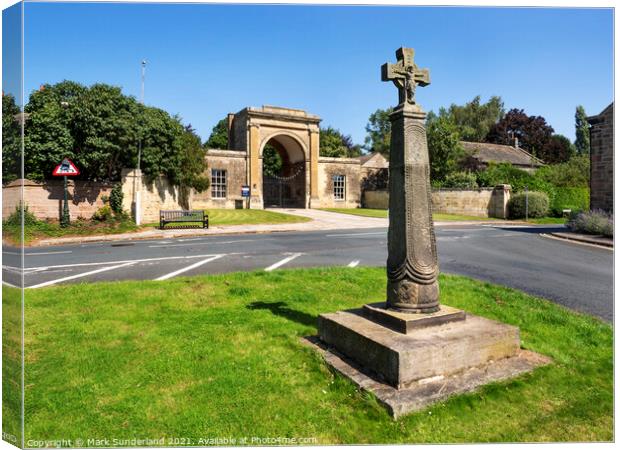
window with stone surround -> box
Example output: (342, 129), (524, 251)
(333, 174), (346, 200)
(211, 169), (227, 199)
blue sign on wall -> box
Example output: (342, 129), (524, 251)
(241, 185), (250, 197)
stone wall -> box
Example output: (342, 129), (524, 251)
(121, 169), (189, 223)
(3, 178), (114, 221)
(589, 103), (614, 212)
(362, 186), (511, 218)
(192, 150), (249, 209)
(315, 157), (361, 208)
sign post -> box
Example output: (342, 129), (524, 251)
(241, 185), (250, 209)
(52, 158), (80, 227)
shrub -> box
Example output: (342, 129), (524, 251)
(535, 155), (590, 188)
(508, 191), (549, 219)
(550, 187), (590, 217)
(109, 183), (124, 214)
(92, 205), (113, 221)
(568, 210), (613, 237)
(476, 162), (556, 204)
(441, 171), (479, 189)
(4, 203), (39, 227)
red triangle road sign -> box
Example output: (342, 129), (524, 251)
(52, 158), (80, 176)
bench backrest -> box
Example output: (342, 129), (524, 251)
(160, 210), (204, 220)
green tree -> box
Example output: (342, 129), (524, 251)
(262, 144), (283, 177)
(205, 118), (229, 149)
(22, 80), (207, 191)
(574, 105), (590, 155)
(541, 134), (575, 164)
(426, 116), (465, 182)
(320, 126), (358, 158)
(363, 108), (393, 158)
(486, 108), (554, 160)
(177, 125), (210, 193)
(2, 93), (22, 184)
(435, 95), (505, 142)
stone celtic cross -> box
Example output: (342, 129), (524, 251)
(382, 47), (440, 313)
(381, 47), (430, 105)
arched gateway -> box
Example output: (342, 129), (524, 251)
(227, 106), (321, 209)
(194, 105), (376, 210)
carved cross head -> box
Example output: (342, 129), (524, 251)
(381, 47), (430, 106)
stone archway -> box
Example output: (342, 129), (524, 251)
(227, 105), (321, 209)
(261, 134), (306, 208)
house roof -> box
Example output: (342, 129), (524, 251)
(358, 152), (389, 168)
(587, 102), (613, 125)
(460, 141), (545, 167)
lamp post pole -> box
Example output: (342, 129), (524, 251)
(135, 59), (146, 225)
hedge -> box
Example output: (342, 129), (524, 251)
(508, 191), (549, 219)
(550, 187), (590, 217)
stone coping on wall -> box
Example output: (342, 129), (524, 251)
(318, 156), (364, 164)
(5, 178), (114, 188)
(205, 149), (248, 157)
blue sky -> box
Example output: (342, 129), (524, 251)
(6, 2), (615, 145)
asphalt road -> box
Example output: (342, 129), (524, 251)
(2, 224), (614, 321)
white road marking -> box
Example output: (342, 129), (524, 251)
(148, 239), (256, 248)
(4, 250), (72, 256)
(325, 232), (386, 237)
(27, 261), (136, 289)
(155, 254), (225, 281)
(347, 260), (360, 268)
(23, 254), (228, 271)
(2, 280), (20, 288)
(265, 253), (303, 272)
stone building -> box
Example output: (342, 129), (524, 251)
(192, 105), (387, 210)
(588, 102), (614, 212)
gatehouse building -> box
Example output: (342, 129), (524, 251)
(191, 105), (388, 210)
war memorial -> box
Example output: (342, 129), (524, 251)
(315, 47), (550, 417)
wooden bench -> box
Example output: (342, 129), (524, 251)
(159, 210), (208, 229)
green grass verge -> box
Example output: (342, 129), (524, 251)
(524, 217), (567, 225)
(3, 217), (141, 245)
(4, 210), (309, 244)
(145, 209), (311, 228)
(18, 268), (611, 443)
(321, 208), (568, 225)
(321, 208), (499, 222)
(2, 286), (22, 447)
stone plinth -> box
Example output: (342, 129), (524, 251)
(318, 309), (520, 390)
(363, 303), (465, 334)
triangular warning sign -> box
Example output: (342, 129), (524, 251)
(52, 158), (80, 176)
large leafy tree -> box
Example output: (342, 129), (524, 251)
(433, 95), (505, 142)
(320, 126), (360, 158)
(486, 108), (554, 160)
(2, 93), (22, 184)
(574, 105), (590, 155)
(426, 116), (465, 182)
(363, 107), (393, 158)
(540, 134), (575, 164)
(204, 118), (229, 149)
(22, 80), (208, 190)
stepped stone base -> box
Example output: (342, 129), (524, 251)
(314, 304), (550, 417)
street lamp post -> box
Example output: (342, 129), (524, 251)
(134, 59), (146, 225)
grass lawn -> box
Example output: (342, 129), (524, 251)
(321, 208), (568, 225)
(188, 209), (310, 226)
(3, 217), (141, 245)
(321, 208), (499, 222)
(13, 268), (611, 444)
(4, 210), (310, 245)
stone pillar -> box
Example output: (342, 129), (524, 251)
(490, 184), (511, 219)
(386, 104), (440, 313)
(248, 123), (263, 209)
(309, 128), (320, 207)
